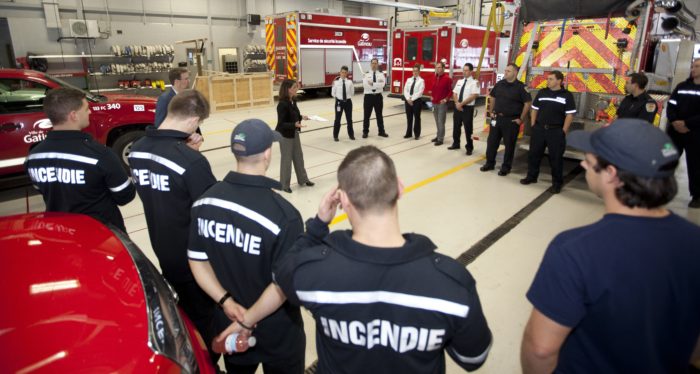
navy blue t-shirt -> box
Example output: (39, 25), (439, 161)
(527, 213), (700, 374)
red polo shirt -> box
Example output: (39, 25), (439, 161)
(431, 73), (453, 103)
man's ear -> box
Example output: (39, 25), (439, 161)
(397, 177), (405, 200)
(604, 164), (623, 188)
(338, 189), (351, 212)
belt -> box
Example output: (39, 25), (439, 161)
(495, 113), (518, 118)
(539, 123), (563, 129)
(366, 92), (382, 95)
(336, 99), (351, 102)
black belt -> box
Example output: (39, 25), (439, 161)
(366, 92), (382, 95)
(539, 123), (563, 129)
(336, 99), (351, 102)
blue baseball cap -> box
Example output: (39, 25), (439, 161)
(231, 119), (281, 156)
(567, 119), (679, 178)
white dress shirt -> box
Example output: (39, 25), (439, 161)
(363, 70), (386, 95)
(331, 78), (354, 101)
(452, 77), (480, 106)
(403, 76), (425, 101)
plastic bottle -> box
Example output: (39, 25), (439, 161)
(213, 333), (257, 354)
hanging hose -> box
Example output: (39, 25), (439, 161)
(476, 0), (505, 78)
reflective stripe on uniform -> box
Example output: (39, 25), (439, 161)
(129, 151), (186, 175)
(187, 249), (209, 261)
(27, 152), (98, 165)
(193, 197), (281, 235)
(296, 290), (470, 318)
(109, 179), (132, 192)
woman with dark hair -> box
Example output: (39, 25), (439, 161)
(276, 79), (314, 193)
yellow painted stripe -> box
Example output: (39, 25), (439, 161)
(329, 156), (487, 226)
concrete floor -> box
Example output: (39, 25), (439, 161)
(1, 92), (698, 373)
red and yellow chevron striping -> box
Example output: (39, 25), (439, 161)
(265, 21), (276, 73)
(286, 14), (297, 80)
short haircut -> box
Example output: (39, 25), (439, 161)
(340, 65), (349, 72)
(435, 61), (446, 68)
(550, 70), (564, 81)
(234, 152), (265, 164)
(278, 79), (296, 102)
(338, 146), (399, 213)
(167, 89), (210, 121)
(371, 58), (379, 64)
(594, 155), (678, 208)
(43, 88), (85, 125)
(168, 67), (189, 84)
(507, 63), (519, 70)
(464, 63), (474, 71)
(413, 64), (422, 70)
(628, 72), (648, 90)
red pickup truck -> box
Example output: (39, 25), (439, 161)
(0, 69), (155, 176)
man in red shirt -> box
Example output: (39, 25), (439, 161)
(431, 61), (453, 146)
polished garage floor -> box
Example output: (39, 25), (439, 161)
(2, 92), (698, 373)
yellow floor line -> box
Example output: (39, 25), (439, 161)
(330, 155), (486, 226)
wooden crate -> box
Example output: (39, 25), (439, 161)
(194, 71), (274, 113)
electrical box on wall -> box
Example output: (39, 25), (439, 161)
(68, 19), (100, 38)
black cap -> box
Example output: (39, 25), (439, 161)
(567, 119), (679, 178)
(231, 119), (281, 156)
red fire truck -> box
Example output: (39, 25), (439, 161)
(389, 22), (509, 100)
(264, 12), (390, 90)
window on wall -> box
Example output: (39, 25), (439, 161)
(407, 37), (418, 61)
(0, 79), (49, 114)
(422, 37), (435, 61)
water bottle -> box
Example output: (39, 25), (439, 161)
(213, 333), (257, 354)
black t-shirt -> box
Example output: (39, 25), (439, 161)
(616, 92), (657, 124)
(527, 213), (700, 374)
(489, 79), (532, 117)
(531, 87), (576, 126)
(188, 171), (305, 365)
(25, 130), (135, 231)
(274, 217), (492, 374)
(129, 127), (216, 284)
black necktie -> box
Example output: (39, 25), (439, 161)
(459, 79), (467, 102)
(410, 78), (416, 95)
(372, 72), (376, 92)
(342, 79), (347, 100)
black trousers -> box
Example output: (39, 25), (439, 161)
(333, 99), (354, 139)
(668, 127), (700, 198)
(527, 124), (566, 186)
(363, 94), (385, 135)
(404, 98), (422, 137)
(485, 116), (520, 171)
(225, 355), (305, 374)
(172, 280), (220, 367)
(452, 106), (475, 151)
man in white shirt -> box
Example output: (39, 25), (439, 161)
(331, 65), (355, 141)
(362, 58), (388, 138)
(403, 64), (425, 140)
(449, 63), (480, 155)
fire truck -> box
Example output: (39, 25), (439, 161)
(510, 0), (696, 133)
(388, 22), (509, 99)
(264, 12), (390, 90)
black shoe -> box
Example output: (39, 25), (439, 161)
(689, 198), (700, 208)
(362, 134), (368, 138)
(434, 141), (443, 146)
(447, 144), (460, 150)
(466, 149), (473, 155)
(480, 165), (494, 172)
(305, 181), (315, 187)
(498, 169), (510, 176)
(415, 135), (420, 140)
(334, 138), (339, 142)
(379, 133), (389, 138)
(349, 135), (356, 140)
(550, 185), (562, 194)
(283, 188), (292, 193)
(403, 134), (412, 139)
(431, 138), (437, 142)
(520, 177), (537, 185)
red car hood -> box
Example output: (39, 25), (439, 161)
(0, 213), (150, 372)
(101, 93), (158, 104)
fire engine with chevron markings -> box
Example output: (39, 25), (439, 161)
(264, 12), (390, 91)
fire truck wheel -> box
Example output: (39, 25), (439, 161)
(112, 130), (146, 171)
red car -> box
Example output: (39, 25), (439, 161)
(0, 69), (156, 177)
(0, 213), (216, 374)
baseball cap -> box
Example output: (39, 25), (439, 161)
(567, 119), (679, 178)
(231, 119), (281, 156)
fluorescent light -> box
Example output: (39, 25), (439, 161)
(28, 240), (42, 246)
(30, 280), (80, 294)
